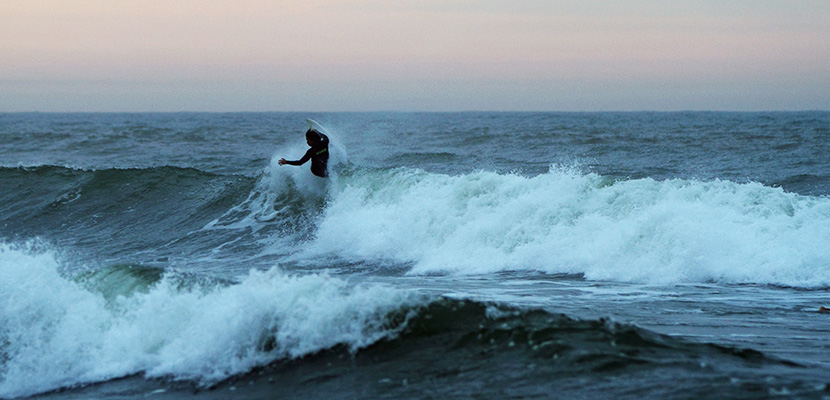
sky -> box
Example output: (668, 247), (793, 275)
(1, 0), (828, 112)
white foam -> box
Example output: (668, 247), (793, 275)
(0, 243), (418, 399)
(309, 166), (830, 287)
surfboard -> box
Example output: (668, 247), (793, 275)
(305, 118), (327, 134)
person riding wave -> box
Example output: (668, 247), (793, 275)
(278, 129), (329, 177)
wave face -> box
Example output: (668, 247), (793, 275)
(0, 165), (255, 259)
(0, 243), (419, 399)
(309, 166), (830, 287)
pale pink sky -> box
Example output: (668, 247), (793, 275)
(1, 0), (828, 111)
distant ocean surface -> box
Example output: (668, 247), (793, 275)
(1, 112), (830, 399)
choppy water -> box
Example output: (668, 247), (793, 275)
(1, 112), (830, 399)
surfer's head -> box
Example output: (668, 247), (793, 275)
(305, 129), (321, 146)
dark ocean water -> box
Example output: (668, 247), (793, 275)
(1, 112), (830, 399)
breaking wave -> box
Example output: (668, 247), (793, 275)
(310, 166), (830, 287)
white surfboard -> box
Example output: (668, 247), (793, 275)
(305, 118), (327, 134)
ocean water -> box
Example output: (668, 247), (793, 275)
(1, 111), (829, 399)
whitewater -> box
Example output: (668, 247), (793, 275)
(309, 166), (830, 285)
(0, 244), (420, 398)
(1, 112), (829, 399)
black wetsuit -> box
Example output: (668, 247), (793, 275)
(284, 133), (329, 177)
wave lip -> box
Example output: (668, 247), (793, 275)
(310, 166), (830, 287)
(0, 243), (420, 399)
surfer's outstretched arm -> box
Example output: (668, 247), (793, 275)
(278, 150), (312, 166)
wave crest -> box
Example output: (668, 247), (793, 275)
(310, 166), (830, 287)
(0, 243), (419, 398)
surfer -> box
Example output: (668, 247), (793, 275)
(278, 129), (330, 177)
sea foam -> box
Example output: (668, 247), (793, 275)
(310, 166), (830, 287)
(0, 243), (418, 399)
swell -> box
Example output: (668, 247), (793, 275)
(771, 173), (830, 196)
(0, 165), (256, 257)
(254, 298), (819, 399)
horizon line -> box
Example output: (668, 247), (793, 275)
(3, 109), (829, 114)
